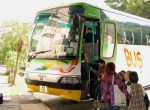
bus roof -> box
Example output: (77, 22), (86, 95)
(38, 2), (92, 12)
(101, 6), (150, 23)
(37, 2), (150, 23)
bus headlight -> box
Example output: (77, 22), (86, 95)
(60, 77), (80, 84)
(24, 73), (31, 83)
(25, 73), (29, 78)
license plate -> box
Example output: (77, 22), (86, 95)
(40, 86), (47, 93)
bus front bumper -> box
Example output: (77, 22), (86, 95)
(25, 78), (81, 102)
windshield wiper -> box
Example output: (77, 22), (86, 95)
(58, 60), (68, 64)
(28, 50), (52, 62)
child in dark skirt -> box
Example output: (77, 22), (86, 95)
(93, 75), (106, 110)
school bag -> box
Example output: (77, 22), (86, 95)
(144, 93), (149, 110)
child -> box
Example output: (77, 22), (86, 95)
(81, 53), (90, 99)
(127, 71), (147, 110)
(118, 71), (125, 84)
(93, 75), (106, 110)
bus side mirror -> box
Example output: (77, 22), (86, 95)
(73, 14), (81, 29)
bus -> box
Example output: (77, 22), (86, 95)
(24, 2), (150, 102)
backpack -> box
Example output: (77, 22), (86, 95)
(0, 93), (3, 104)
(92, 82), (99, 100)
(144, 93), (149, 110)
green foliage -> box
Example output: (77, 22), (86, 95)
(0, 20), (31, 77)
(5, 70), (10, 76)
(105, 0), (150, 19)
(5, 50), (17, 72)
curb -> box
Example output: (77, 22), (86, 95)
(32, 93), (51, 110)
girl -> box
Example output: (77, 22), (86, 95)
(124, 71), (131, 88)
(127, 71), (147, 110)
(118, 71), (125, 84)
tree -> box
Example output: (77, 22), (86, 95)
(105, 0), (150, 19)
(13, 38), (24, 84)
(0, 20), (31, 84)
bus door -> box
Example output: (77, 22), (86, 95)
(101, 19), (117, 63)
(81, 20), (100, 99)
(72, 14), (100, 100)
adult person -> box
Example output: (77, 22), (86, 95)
(90, 59), (105, 87)
(101, 62), (131, 110)
(90, 59), (105, 76)
(83, 27), (97, 43)
(81, 53), (90, 99)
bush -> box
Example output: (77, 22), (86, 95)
(20, 66), (26, 70)
(5, 70), (10, 76)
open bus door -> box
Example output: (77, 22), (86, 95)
(72, 14), (117, 101)
(81, 19), (117, 100)
(81, 22), (99, 100)
(72, 14), (100, 100)
(101, 19), (117, 64)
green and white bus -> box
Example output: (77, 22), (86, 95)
(24, 2), (150, 102)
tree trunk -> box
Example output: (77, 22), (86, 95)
(12, 52), (20, 85)
(8, 73), (14, 84)
(12, 39), (23, 85)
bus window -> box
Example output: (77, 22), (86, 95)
(146, 35), (150, 45)
(141, 25), (150, 45)
(132, 25), (141, 45)
(102, 22), (115, 58)
(29, 7), (81, 59)
(123, 24), (132, 44)
(134, 33), (141, 45)
(116, 21), (124, 44)
(126, 31), (132, 44)
(123, 22), (141, 45)
(146, 30), (150, 45)
(118, 33), (122, 44)
(142, 32), (147, 45)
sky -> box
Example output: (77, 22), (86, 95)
(0, 0), (109, 24)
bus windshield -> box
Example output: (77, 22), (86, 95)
(29, 6), (83, 60)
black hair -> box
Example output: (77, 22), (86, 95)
(129, 71), (139, 83)
(95, 74), (102, 82)
(120, 70), (126, 75)
(97, 74), (102, 79)
(97, 59), (105, 64)
(81, 53), (85, 60)
(127, 70), (131, 73)
(118, 71), (125, 82)
(87, 27), (92, 31)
